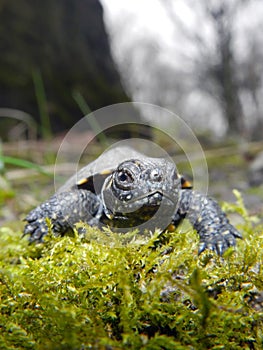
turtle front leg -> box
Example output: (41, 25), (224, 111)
(24, 190), (102, 242)
(174, 190), (242, 255)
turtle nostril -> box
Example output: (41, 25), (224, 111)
(149, 192), (162, 205)
(153, 192), (162, 200)
(150, 169), (162, 182)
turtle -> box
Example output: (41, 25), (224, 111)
(24, 146), (242, 255)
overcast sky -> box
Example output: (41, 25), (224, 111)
(100, 0), (263, 137)
(101, 0), (263, 57)
(101, 0), (175, 46)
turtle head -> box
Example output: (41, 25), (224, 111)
(101, 158), (181, 224)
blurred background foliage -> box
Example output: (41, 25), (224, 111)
(102, 0), (263, 140)
(0, 0), (129, 139)
(0, 0), (263, 141)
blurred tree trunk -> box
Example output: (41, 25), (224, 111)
(0, 0), (131, 138)
(161, 0), (250, 137)
(208, 4), (244, 135)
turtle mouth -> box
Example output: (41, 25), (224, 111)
(129, 190), (176, 207)
(103, 190), (179, 225)
(104, 190), (178, 227)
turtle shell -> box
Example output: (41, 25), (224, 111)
(58, 146), (192, 195)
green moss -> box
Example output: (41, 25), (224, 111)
(0, 194), (263, 349)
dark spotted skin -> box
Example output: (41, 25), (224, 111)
(24, 190), (102, 242)
(24, 156), (242, 255)
(173, 190), (242, 255)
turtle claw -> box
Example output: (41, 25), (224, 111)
(198, 240), (226, 256)
(23, 217), (48, 243)
(198, 241), (207, 255)
(198, 224), (242, 256)
(231, 226), (243, 239)
(215, 241), (224, 256)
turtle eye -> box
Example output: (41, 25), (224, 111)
(118, 171), (130, 182)
(115, 168), (135, 189)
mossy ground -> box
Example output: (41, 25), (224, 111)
(0, 192), (263, 350)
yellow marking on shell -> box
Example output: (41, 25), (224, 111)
(77, 178), (89, 186)
(167, 224), (176, 232)
(182, 180), (192, 188)
(100, 169), (112, 175)
(179, 174), (192, 189)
